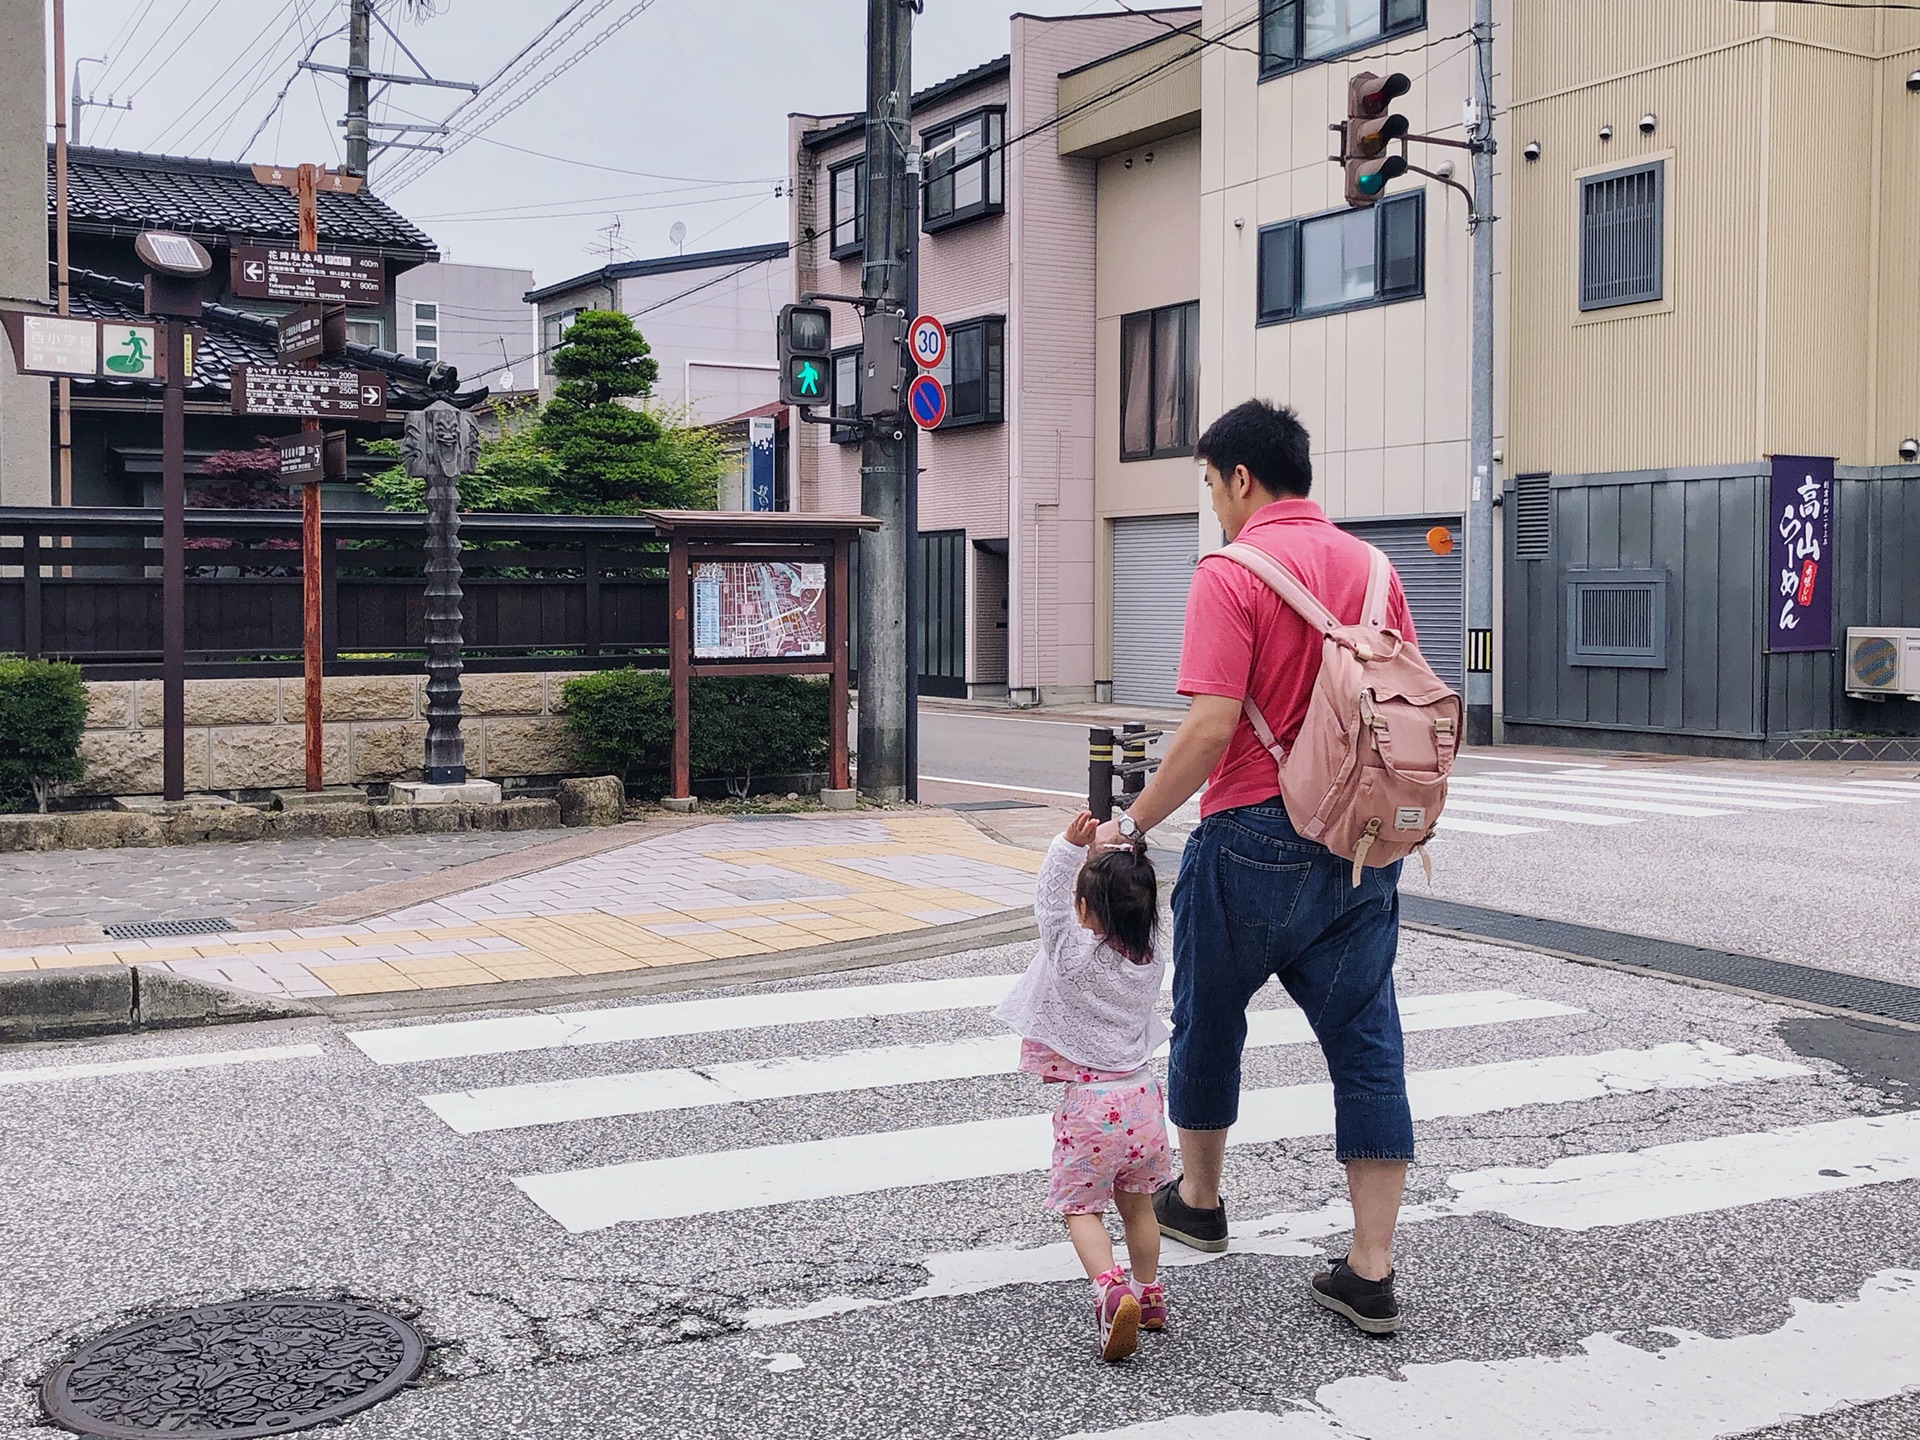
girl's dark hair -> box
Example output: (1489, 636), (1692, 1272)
(1075, 838), (1158, 965)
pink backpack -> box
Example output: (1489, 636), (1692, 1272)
(1216, 541), (1462, 886)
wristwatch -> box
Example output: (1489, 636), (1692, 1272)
(1116, 812), (1143, 842)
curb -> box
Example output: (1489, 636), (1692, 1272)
(305, 910), (1042, 1023)
(0, 966), (317, 1045)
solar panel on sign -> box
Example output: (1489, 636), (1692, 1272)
(147, 235), (200, 269)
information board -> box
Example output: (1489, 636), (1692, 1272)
(691, 561), (827, 660)
(230, 246), (385, 305)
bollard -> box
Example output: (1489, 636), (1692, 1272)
(1120, 723), (1148, 808)
(1088, 727), (1115, 822)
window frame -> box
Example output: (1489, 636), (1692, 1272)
(1119, 300), (1200, 462)
(1577, 160), (1664, 312)
(931, 314), (1005, 429)
(1260, 0), (1425, 80)
(414, 344), (439, 363)
(829, 157), (866, 260)
(344, 317), (383, 350)
(921, 107), (1006, 234)
(542, 307), (581, 376)
(1256, 190), (1425, 326)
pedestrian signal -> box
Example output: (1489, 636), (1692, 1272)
(1345, 71), (1412, 208)
(778, 303), (833, 407)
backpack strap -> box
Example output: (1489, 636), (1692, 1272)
(1216, 543), (1339, 634)
(1360, 544), (1392, 631)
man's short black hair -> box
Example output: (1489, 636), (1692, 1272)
(1194, 399), (1312, 499)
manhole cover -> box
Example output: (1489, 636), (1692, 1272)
(42, 1299), (425, 1439)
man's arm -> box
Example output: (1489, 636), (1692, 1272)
(1093, 692), (1241, 845)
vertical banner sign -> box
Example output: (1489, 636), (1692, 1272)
(747, 415), (776, 512)
(1767, 454), (1835, 652)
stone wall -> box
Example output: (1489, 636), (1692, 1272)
(76, 672), (587, 796)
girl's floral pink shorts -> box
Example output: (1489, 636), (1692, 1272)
(1046, 1071), (1175, 1215)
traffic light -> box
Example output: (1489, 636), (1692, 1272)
(1345, 70), (1411, 208)
(778, 303), (833, 406)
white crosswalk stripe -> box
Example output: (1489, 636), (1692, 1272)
(1434, 762), (1920, 839)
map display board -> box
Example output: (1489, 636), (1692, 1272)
(692, 561), (827, 660)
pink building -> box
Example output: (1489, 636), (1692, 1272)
(787, 10), (1196, 704)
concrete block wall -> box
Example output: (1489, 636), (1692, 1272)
(75, 672), (590, 796)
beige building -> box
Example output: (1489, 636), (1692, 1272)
(788, 10), (1195, 703)
(0, 0), (50, 506)
(1193, 0), (1503, 690)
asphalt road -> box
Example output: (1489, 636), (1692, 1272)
(914, 705), (1920, 984)
(3, 928), (1919, 1438)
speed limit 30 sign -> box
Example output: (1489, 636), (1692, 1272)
(908, 314), (946, 370)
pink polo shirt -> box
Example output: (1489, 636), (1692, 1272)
(1177, 499), (1418, 819)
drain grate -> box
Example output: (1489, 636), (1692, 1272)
(43, 1299), (424, 1439)
(102, 917), (237, 941)
(1403, 896), (1920, 1027)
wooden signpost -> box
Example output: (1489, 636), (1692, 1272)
(229, 162), (375, 792)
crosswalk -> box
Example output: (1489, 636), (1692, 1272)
(1436, 760), (1920, 838)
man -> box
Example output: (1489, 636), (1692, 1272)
(1094, 399), (1418, 1336)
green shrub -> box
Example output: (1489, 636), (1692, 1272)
(0, 658), (88, 812)
(562, 670), (830, 797)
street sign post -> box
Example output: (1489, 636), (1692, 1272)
(230, 246), (385, 306)
(274, 304), (346, 362)
(276, 430), (347, 486)
(231, 364), (387, 420)
(908, 314), (945, 369)
(907, 372), (946, 430)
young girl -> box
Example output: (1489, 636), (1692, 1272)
(994, 810), (1172, 1362)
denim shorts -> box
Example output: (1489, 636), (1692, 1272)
(1168, 802), (1414, 1163)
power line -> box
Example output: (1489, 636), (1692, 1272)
(416, 186), (775, 225)
(236, 19), (349, 159)
(185, 3), (322, 156)
(147, 0), (305, 154)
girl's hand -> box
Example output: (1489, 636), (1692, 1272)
(1064, 810), (1098, 847)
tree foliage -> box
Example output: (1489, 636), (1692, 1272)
(0, 659), (88, 813)
(191, 443), (293, 510)
(363, 314), (722, 516)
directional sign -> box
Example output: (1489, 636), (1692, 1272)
(907, 372), (946, 430)
(0, 314), (97, 376)
(250, 163), (362, 194)
(275, 304), (347, 363)
(231, 364), (387, 420)
(276, 430), (347, 485)
(230, 246), (385, 306)
(909, 314), (946, 370)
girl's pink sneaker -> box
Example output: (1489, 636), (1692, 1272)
(1137, 1280), (1167, 1331)
(1094, 1267), (1140, 1362)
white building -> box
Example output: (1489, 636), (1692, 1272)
(393, 261), (538, 398)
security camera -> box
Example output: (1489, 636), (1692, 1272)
(1639, 113), (1658, 134)
(1522, 141), (1541, 161)
(1901, 438), (1920, 462)
(1599, 124), (1614, 142)
(1908, 70), (1920, 92)
(1435, 159), (1456, 180)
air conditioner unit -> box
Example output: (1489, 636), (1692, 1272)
(1844, 628), (1920, 700)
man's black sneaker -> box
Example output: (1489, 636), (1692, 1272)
(1152, 1176), (1228, 1253)
(1310, 1256), (1402, 1335)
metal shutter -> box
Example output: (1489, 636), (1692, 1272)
(1339, 517), (1464, 690)
(1111, 515), (1198, 707)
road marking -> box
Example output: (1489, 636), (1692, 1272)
(515, 1042), (1809, 1231)
(348, 973), (1023, 1066)
(1435, 817), (1544, 836)
(1053, 1270), (1920, 1440)
(1455, 777), (1804, 810)
(746, 1109), (1920, 1328)
(919, 775), (1089, 799)
(1441, 800), (1637, 827)
(0, 1042), (325, 1088)
(1543, 771), (1901, 805)
(1446, 781), (1740, 817)
(421, 990), (1583, 1133)
(1457, 755), (1610, 769)
(1846, 779), (1920, 794)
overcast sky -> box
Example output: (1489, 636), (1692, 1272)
(56, 0), (1157, 289)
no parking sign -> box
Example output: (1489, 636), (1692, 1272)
(907, 373), (946, 430)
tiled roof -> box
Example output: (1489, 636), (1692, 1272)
(801, 55), (1012, 151)
(65, 268), (477, 410)
(52, 147), (438, 256)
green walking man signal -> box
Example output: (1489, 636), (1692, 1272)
(778, 303), (834, 407)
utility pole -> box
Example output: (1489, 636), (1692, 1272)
(1464, 0), (1496, 746)
(51, 0), (72, 506)
(345, 0), (373, 176)
(856, 0), (914, 804)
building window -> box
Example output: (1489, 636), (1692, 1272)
(922, 108), (1005, 232)
(1261, 0), (1424, 77)
(1579, 161), (1663, 311)
(830, 158), (865, 258)
(413, 301), (437, 323)
(1258, 191), (1423, 325)
(831, 347), (862, 440)
(345, 317), (383, 349)
(1120, 301), (1199, 460)
(415, 345), (439, 362)
(931, 315), (1004, 428)
(543, 307), (581, 375)
(412, 300), (438, 356)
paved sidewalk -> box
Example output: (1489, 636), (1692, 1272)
(0, 813), (1044, 1000)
